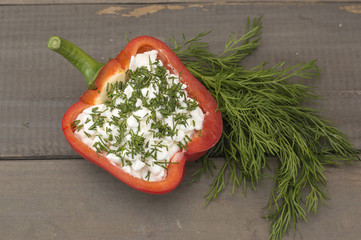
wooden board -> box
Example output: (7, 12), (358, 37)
(0, 1), (360, 240)
(1, 2), (360, 158)
(1, 159), (360, 240)
(2, 0), (360, 5)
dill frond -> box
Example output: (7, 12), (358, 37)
(171, 17), (360, 240)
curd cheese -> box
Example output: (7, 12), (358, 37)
(73, 50), (204, 181)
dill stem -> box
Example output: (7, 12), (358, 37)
(171, 16), (360, 240)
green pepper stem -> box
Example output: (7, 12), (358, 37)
(47, 36), (104, 89)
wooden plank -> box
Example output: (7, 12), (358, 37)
(0, 2), (361, 158)
(2, 0), (361, 5)
(0, 158), (360, 240)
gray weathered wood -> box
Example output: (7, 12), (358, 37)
(2, 0), (361, 5)
(1, 2), (361, 240)
(0, 159), (360, 240)
(1, 2), (360, 158)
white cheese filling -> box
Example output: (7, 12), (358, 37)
(73, 50), (204, 181)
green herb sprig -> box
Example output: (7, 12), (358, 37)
(170, 17), (359, 240)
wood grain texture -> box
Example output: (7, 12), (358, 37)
(0, 2), (360, 240)
(0, 159), (360, 240)
(1, 2), (360, 158)
(2, 0), (361, 5)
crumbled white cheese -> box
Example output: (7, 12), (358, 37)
(127, 115), (139, 129)
(74, 50), (204, 182)
(129, 50), (159, 71)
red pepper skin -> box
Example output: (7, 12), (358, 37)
(62, 36), (222, 194)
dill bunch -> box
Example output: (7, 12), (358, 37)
(170, 17), (360, 240)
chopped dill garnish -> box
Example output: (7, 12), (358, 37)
(145, 170), (151, 181)
(73, 53), (204, 182)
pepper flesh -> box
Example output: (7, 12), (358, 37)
(60, 36), (222, 194)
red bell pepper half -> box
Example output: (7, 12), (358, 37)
(48, 36), (222, 194)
